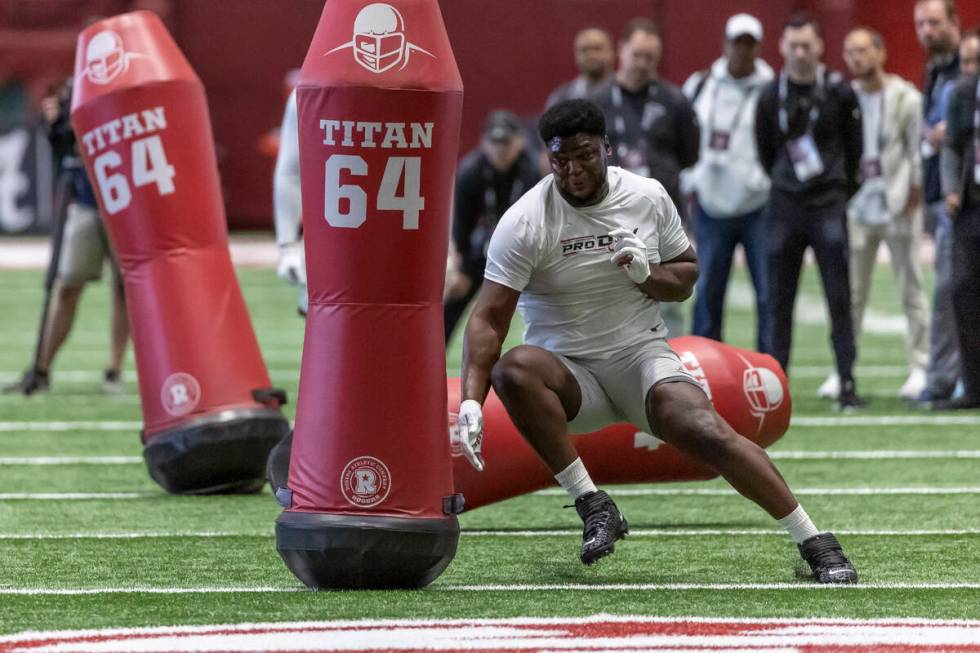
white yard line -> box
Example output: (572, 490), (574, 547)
(3, 487), (979, 502)
(0, 456), (142, 465)
(2, 451), (977, 466)
(792, 415), (980, 426)
(0, 492), (149, 500)
(2, 528), (977, 541)
(536, 487), (980, 497)
(0, 421), (141, 431)
(0, 582), (978, 595)
(1, 415), (977, 433)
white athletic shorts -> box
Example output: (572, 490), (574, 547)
(555, 335), (705, 436)
(57, 203), (116, 285)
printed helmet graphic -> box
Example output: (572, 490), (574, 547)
(352, 3), (406, 73)
(85, 31), (126, 84)
(743, 366), (784, 414)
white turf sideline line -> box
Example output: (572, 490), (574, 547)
(2, 528), (979, 541)
(6, 487), (980, 501)
(3, 415), (980, 433)
(4, 451), (980, 466)
(1, 582), (979, 595)
(0, 456), (142, 465)
(536, 487), (980, 497)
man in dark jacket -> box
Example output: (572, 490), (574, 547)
(755, 13), (864, 411)
(444, 110), (540, 342)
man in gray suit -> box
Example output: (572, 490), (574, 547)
(828, 27), (931, 401)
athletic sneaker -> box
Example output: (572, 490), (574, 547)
(2, 368), (49, 396)
(798, 532), (858, 584)
(833, 379), (866, 413)
(102, 369), (123, 395)
(898, 367), (927, 400)
(573, 490), (628, 565)
(816, 373), (840, 399)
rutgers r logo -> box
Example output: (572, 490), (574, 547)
(326, 3), (434, 74)
(561, 234), (614, 256)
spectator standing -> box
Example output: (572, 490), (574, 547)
(935, 28), (980, 409)
(683, 13), (773, 352)
(820, 28), (931, 401)
(755, 14), (865, 411)
(592, 18), (700, 337)
(914, 0), (962, 402)
(444, 110), (540, 342)
(545, 28), (615, 109)
(4, 78), (129, 395)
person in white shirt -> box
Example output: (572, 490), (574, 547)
(816, 28), (931, 401)
(273, 88), (307, 316)
(455, 99), (857, 583)
(683, 13), (773, 353)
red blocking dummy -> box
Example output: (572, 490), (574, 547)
(70, 11), (289, 494)
(274, 0), (464, 589)
(450, 337), (792, 508)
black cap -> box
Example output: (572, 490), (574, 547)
(483, 110), (522, 142)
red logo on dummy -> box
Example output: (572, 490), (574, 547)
(160, 372), (201, 416)
(325, 3), (434, 74)
(340, 456), (392, 507)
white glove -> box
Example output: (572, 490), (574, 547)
(277, 241), (307, 286)
(457, 399), (485, 472)
(608, 227), (650, 284)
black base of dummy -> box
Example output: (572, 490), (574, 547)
(276, 510), (459, 589)
(143, 408), (290, 495)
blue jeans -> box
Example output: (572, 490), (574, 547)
(926, 202), (961, 398)
(692, 204), (769, 352)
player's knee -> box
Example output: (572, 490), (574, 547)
(56, 283), (83, 304)
(491, 347), (540, 398)
(659, 403), (734, 462)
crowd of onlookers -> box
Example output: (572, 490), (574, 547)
(446, 0), (980, 412)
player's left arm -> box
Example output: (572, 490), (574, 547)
(638, 246), (698, 302)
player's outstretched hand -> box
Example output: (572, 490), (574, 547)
(457, 399), (485, 472)
(277, 240), (307, 286)
(608, 228), (650, 284)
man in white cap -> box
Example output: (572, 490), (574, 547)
(683, 13), (773, 353)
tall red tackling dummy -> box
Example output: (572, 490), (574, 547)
(274, 0), (464, 589)
(70, 12), (289, 494)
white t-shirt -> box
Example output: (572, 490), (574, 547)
(849, 88), (889, 224)
(484, 166), (691, 359)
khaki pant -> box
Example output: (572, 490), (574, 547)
(848, 210), (930, 370)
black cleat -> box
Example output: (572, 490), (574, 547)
(2, 368), (49, 396)
(834, 379), (866, 413)
(798, 532), (858, 584)
(574, 490), (628, 565)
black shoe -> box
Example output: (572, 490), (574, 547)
(929, 395), (980, 411)
(102, 368), (123, 395)
(798, 532), (858, 584)
(573, 490), (628, 565)
(2, 368), (49, 396)
(833, 379), (866, 413)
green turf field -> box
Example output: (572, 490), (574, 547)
(1, 258), (979, 634)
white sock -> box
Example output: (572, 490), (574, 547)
(554, 457), (597, 500)
(777, 504), (820, 544)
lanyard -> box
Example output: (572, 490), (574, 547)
(705, 76), (755, 136)
(778, 65), (825, 134)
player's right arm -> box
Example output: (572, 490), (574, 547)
(461, 280), (519, 404)
(457, 280), (519, 472)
